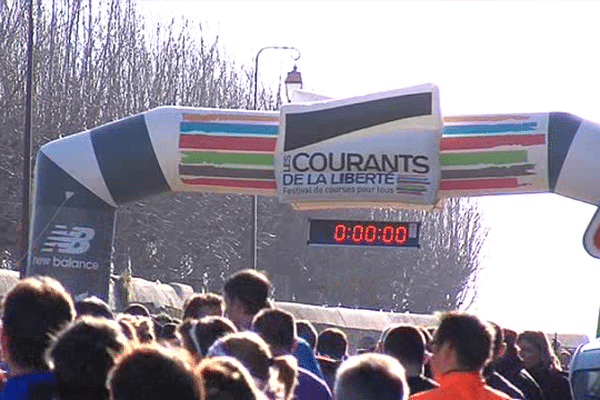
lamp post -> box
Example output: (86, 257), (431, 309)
(251, 46), (302, 269)
(18, 0), (35, 278)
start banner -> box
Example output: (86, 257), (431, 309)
(275, 84), (443, 205)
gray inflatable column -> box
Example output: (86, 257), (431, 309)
(27, 151), (116, 300)
(27, 113), (172, 300)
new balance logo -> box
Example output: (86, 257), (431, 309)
(41, 225), (95, 255)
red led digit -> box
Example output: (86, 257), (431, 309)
(334, 224), (346, 242)
(365, 225), (376, 243)
(382, 225), (394, 244)
(352, 224), (364, 243)
(395, 225), (407, 244)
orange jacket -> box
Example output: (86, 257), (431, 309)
(411, 371), (514, 400)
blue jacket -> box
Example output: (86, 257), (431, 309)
(0, 371), (56, 400)
(294, 337), (324, 379)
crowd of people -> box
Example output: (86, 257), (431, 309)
(0, 269), (573, 400)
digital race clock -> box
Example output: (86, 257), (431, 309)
(308, 219), (420, 248)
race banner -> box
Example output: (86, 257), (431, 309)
(275, 84), (443, 205)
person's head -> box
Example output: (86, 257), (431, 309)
(207, 331), (297, 400)
(502, 328), (518, 357)
(559, 349), (572, 371)
(252, 308), (296, 356)
(47, 316), (128, 400)
(75, 296), (114, 320)
(429, 312), (493, 379)
(334, 353), (408, 400)
(179, 316), (237, 359)
(117, 314), (155, 344)
(296, 320), (317, 353)
(123, 303), (150, 317)
(517, 331), (560, 372)
(1, 276), (75, 372)
(317, 328), (348, 360)
(382, 324), (427, 369)
(108, 344), (204, 400)
(223, 269), (271, 330)
(487, 321), (505, 361)
(197, 356), (268, 400)
(183, 293), (224, 320)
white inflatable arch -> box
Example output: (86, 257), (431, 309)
(28, 85), (600, 299)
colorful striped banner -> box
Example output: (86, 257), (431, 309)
(179, 134), (277, 152)
(443, 122), (537, 135)
(180, 122), (279, 135)
(440, 150), (528, 166)
(180, 151), (274, 167)
(177, 112), (548, 196)
(178, 114), (278, 191)
(440, 134), (545, 151)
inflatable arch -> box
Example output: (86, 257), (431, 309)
(28, 84), (600, 300)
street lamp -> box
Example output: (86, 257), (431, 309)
(284, 65), (303, 102)
(251, 46), (302, 269)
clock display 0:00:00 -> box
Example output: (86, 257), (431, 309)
(334, 223), (407, 245)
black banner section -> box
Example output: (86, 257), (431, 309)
(28, 152), (116, 301)
(308, 219), (420, 248)
(91, 113), (171, 205)
(548, 112), (582, 191)
(284, 92), (432, 152)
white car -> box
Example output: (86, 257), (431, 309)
(570, 339), (600, 399)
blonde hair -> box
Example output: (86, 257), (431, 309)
(207, 332), (297, 400)
(518, 330), (561, 371)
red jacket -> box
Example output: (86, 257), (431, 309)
(411, 371), (514, 400)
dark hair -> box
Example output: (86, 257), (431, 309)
(434, 312), (493, 371)
(183, 293), (224, 320)
(502, 328), (518, 356)
(47, 317), (127, 400)
(296, 320), (317, 352)
(317, 328), (348, 360)
(334, 353), (408, 400)
(252, 309), (296, 354)
(223, 270), (271, 316)
(1, 276), (75, 369)
(179, 316), (237, 358)
(108, 344), (204, 400)
(383, 324), (426, 366)
(123, 303), (150, 317)
(197, 356), (267, 400)
(208, 332), (297, 400)
(152, 313), (180, 341)
(75, 296), (114, 320)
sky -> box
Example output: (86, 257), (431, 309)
(138, 0), (600, 338)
